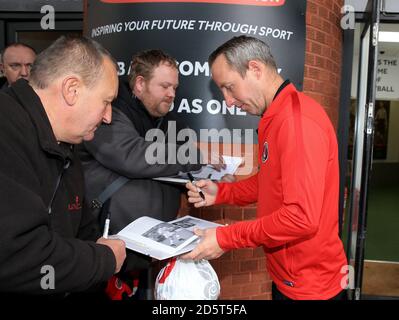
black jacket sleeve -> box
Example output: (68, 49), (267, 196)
(0, 110), (115, 294)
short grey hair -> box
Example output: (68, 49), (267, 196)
(29, 36), (117, 89)
(209, 36), (277, 77)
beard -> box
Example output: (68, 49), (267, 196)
(151, 99), (173, 117)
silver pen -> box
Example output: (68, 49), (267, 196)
(103, 212), (111, 239)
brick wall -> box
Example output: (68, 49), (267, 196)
(164, 0), (344, 300)
(304, 0), (344, 129)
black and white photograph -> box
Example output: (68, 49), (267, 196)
(142, 222), (193, 248)
(172, 217), (198, 229)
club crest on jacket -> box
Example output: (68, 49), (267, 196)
(262, 141), (269, 163)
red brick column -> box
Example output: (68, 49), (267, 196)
(304, 0), (344, 129)
(181, 0), (344, 300)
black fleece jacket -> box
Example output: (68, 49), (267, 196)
(0, 79), (115, 295)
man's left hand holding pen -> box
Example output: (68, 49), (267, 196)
(97, 212), (126, 274)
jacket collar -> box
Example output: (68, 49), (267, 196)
(9, 79), (73, 160)
(262, 83), (297, 120)
(272, 79), (291, 101)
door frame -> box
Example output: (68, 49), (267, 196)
(0, 12), (82, 49)
(339, 0), (383, 300)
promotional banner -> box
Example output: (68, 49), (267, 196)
(85, 0), (306, 142)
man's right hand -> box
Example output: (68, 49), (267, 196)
(186, 179), (218, 208)
(97, 238), (126, 274)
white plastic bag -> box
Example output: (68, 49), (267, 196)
(154, 257), (220, 300)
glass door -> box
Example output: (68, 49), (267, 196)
(345, 0), (381, 300)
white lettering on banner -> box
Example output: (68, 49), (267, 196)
(91, 19), (295, 41)
(376, 57), (399, 100)
(198, 20), (258, 35)
(118, 59), (282, 77)
(117, 62), (125, 76)
(124, 20), (150, 31)
(258, 26), (294, 40)
(151, 19), (196, 30)
(171, 99), (247, 116)
(177, 61), (210, 76)
(118, 60), (210, 77)
(91, 23), (123, 37)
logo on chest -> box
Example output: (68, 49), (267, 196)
(262, 141), (269, 163)
(68, 196), (82, 211)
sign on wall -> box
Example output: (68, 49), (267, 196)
(376, 57), (399, 100)
(352, 55), (399, 100)
(85, 0), (306, 142)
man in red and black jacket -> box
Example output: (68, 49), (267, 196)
(183, 36), (348, 300)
